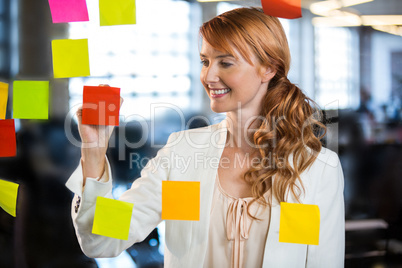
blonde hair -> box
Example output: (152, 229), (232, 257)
(200, 7), (325, 211)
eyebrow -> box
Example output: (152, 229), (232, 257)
(199, 53), (235, 59)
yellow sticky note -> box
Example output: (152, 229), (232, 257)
(92, 197), (133, 240)
(99, 0), (136, 26)
(0, 179), (19, 217)
(279, 202), (320, 245)
(162, 181), (200, 221)
(0, 82), (8, 119)
(51, 39), (90, 78)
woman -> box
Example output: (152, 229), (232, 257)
(66, 7), (345, 268)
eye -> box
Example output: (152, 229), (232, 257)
(220, 61), (233, 68)
(200, 59), (209, 67)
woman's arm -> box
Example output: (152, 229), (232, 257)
(66, 83), (178, 257)
(67, 131), (178, 258)
(76, 84), (118, 182)
(306, 152), (345, 268)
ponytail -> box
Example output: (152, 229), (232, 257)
(245, 74), (326, 212)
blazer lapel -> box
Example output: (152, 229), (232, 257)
(262, 163), (309, 268)
(165, 119), (228, 266)
(192, 118), (228, 246)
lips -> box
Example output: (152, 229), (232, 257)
(210, 88), (231, 97)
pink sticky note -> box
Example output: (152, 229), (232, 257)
(48, 0), (89, 23)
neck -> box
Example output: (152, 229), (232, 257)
(225, 107), (261, 154)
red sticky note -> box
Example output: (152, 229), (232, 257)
(261, 0), (302, 19)
(82, 86), (120, 126)
(48, 0), (89, 23)
(0, 119), (16, 157)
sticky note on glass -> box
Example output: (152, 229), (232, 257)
(279, 202), (320, 245)
(92, 196), (134, 240)
(162, 181), (200, 221)
(48, 0), (89, 23)
(0, 120), (16, 157)
(82, 86), (120, 126)
(51, 39), (90, 78)
(0, 179), (19, 217)
(13, 81), (49, 120)
(99, 0), (136, 26)
(262, 0), (302, 19)
(0, 81), (8, 119)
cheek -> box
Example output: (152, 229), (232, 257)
(200, 67), (208, 80)
(200, 72), (209, 94)
(232, 72), (259, 89)
(224, 75), (243, 89)
(200, 71), (207, 87)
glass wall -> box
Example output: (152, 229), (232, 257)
(68, 0), (197, 119)
(0, 1), (401, 267)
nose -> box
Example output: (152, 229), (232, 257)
(201, 65), (219, 85)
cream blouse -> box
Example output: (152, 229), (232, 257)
(203, 176), (271, 268)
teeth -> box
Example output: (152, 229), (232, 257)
(212, 88), (230, 95)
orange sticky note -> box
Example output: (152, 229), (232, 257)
(279, 202), (320, 245)
(92, 197), (134, 240)
(261, 0), (302, 19)
(0, 82), (8, 119)
(162, 181), (200, 221)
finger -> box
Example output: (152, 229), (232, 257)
(106, 125), (115, 139)
(76, 105), (83, 118)
(120, 97), (124, 108)
(99, 84), (110, 87)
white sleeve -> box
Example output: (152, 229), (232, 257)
(66, 132), (178, 258)
(306, 153), (345, 267)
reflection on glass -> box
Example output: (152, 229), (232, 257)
(68, 0), (192, 119)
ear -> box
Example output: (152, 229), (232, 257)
(260, 66), (276, 83)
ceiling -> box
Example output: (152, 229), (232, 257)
(304, 0), (402, 16)
(221, 0), (402, 16)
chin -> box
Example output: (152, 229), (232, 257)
(210, 105), (227, 114)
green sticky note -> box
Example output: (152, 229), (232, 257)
(92, 197), (134, 240)
(0, 179), (19, 217)
(279, 202), (320, 245)
(51, 39), (90, 78)
(99, 0), (136, 26)
(13, 81), (49, 119)
(0, 82), (8, 119)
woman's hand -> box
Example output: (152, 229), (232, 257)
(76, 84), (123, 182)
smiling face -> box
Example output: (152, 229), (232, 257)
(200, 40), (275, 115)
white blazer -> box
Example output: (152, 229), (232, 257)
(66, 119), (345, 268)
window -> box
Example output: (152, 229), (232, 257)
(0, 0), (10, 77)
(217, 2), (241, 15)
(217, 3), (290, 36)
(68, 0), (196, 119)
(314, 27), (359, 109)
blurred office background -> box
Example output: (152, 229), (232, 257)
(0, 0), (401, 267)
